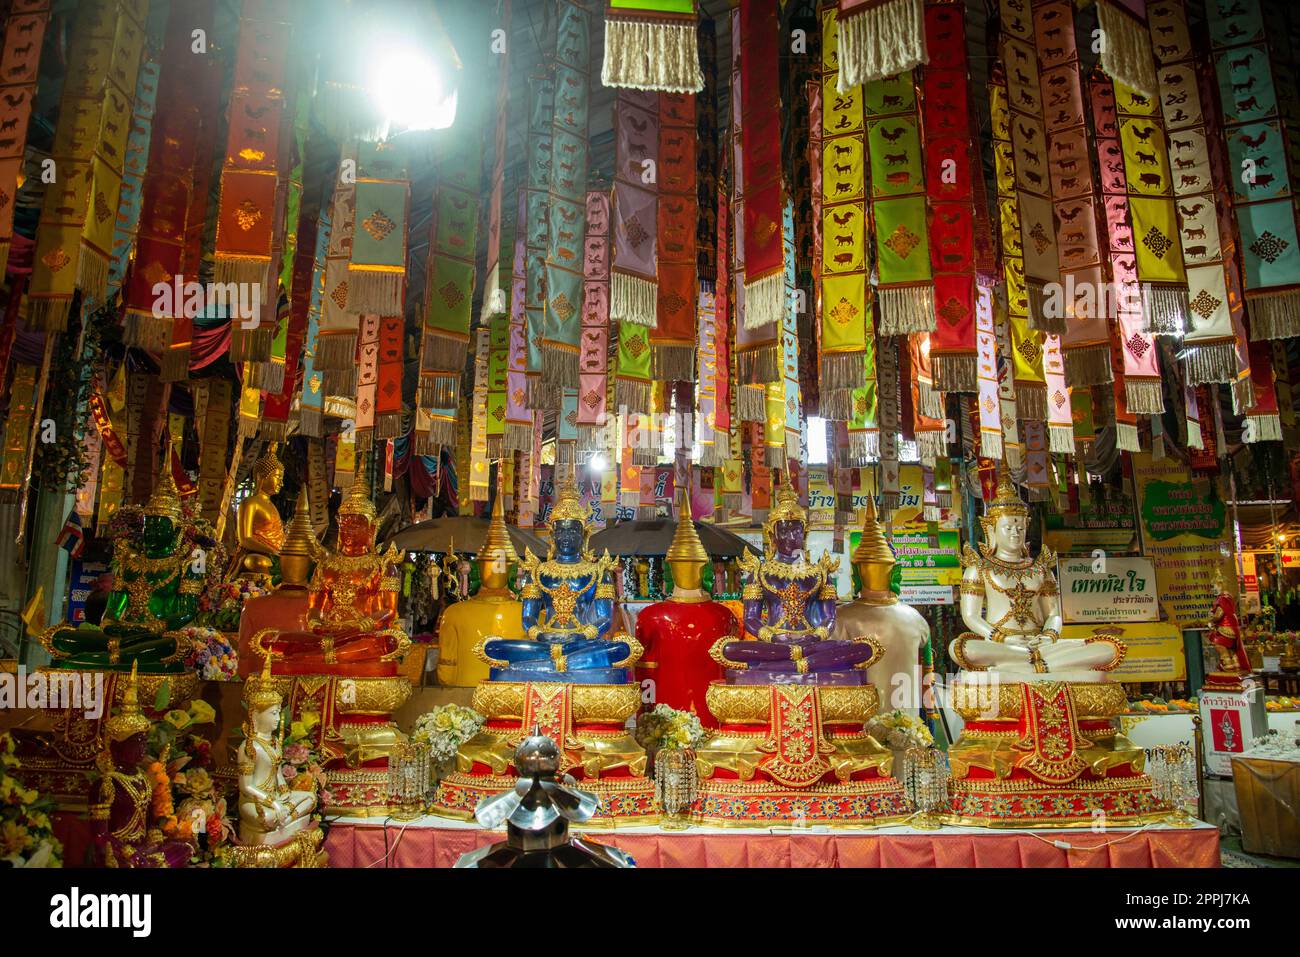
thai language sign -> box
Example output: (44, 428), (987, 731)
(1131, 452), (1234, 631)
(1058, 556), (1158, 623)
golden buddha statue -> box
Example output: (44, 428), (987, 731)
(237, 657), (317, 846)
(435, 492), (525, 687)
(951, 469), (1122, 681)
(232, 443), (286, 582)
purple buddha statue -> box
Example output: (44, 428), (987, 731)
(710, 475), (878, 684)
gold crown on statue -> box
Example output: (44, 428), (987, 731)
(105, 662), (151, 743)
(252, 442), (284, 483)
(481, 491), (519, 564)
(548, 480), (593, 525)
(143, 436), (182, 520)
(246, 655), (281, 711)
(767, 472), (807, 525)
(338, 471), (377, 521)
(985, 468), (1028, 519)
(666, 483), (709, 566)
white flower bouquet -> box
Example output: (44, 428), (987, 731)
(867, 709), (934, 751)
(635, 704), (707, 752)
(411, 704), (485, 767)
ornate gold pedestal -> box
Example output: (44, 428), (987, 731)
(693, 683), (909, 827)
(223, 825), (327, 868)
(432, 681), (657, 825)
(944, 679), (1167, 827)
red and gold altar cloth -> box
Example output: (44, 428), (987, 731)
(322, 816), (1219, 868)
(693, 682), (907, 826)
(430, 681), (657, 825)
(945, 679), (1166, 827)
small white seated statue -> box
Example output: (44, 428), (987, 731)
(950, 470), (1123, 684)
(238, 658), (317, 846)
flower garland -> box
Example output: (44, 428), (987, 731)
(866, 709), (933, 750)
(635, 703), (707, 752)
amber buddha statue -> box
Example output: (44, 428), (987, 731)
(89, 664), (192, 868)
(436, 492), (525, 687)
(251, 472), (410, 676)
(831, 496), (930, 710)
(42, 439), (201, 674)
(231, 442), (286, 582)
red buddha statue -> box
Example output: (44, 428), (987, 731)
(1205, 570), (1251, 690)
(635, 485), (731, 726)
(251, 472), (409, 676)
(89, 664), (193, 868)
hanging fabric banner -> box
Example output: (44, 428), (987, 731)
(818, 5), (869, 420)
(421, 130), (480, 411)
(611, 89), (659, 327)
(707, 165), (733, 466)
(602, 0), (704, 94)
(835, 0), (927, 93)
(121, 0), (216, 380)
(696, 287), (719, 464)
(579, 190), (612, 450)
(542, 0), (591, 388)
(262, 206), (317, 440)
(923, 1), (978, 394)
(651, 92), (697, 382)
(1115, 79), (1190, 336)
(1146, 0), (1236, 384)
(317, 144), (359, 387)
(1033, 1), (1111, 387)
(505, 193), (535, 451)
(846, 334), (879, 464)
(470, 325), (492, 499)
(1090, 67), (1164, 415)
(739, 0), (785, 330)
(1043, 333), (1074, 453)
(779, 199), (802, 467)
(107, 52), (158, 299)
(999, 2), (1061, 335)
(353, 314), (380, 453)
(525, 71), (555, 409)
(481, 0), (511, 323)
(347, 140), (409, 318)
(865, 69), (934, 336)
(299, 207), (331, 438)
(975, 285), (1003, 459)
(485, 316), (509, 459)
(877, 338), (902, 509)
(0, 0), (50, 277)
(1094, 0), (1158, 100)
(993, 294), (1025, 467)
(910, 334), (946, 465)
(1208, 0), (1300, 339)
(990, 61), (1047, 423)
(29, 0), (147, 331)
(216, 0), (293, 361)
(1243, 340), (1282, 441)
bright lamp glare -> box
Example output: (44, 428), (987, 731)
(808, 417), (828, 465)
(372, 48), (458, 131)
(590, 452), (607, 473)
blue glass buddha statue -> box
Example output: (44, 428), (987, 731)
(476, 482), (641, 685)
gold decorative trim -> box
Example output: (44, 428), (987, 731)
(470, 681), (641, 723)
(948, 680), (1127, 721)
(705, 682), (880, 725)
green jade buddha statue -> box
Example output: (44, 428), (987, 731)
(41, 440), (202, 674)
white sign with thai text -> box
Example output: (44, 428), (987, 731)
(1058, 556), (1159, 623)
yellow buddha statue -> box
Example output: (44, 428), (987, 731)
(435, 492), (524, 687)
(232, 443), (286, 582)
(831, 496), (931, 710)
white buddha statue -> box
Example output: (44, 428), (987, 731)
(950, 470), (1123, 683)
(238, 658), (317, 846)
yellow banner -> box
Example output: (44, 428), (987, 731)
(1063, 621), (1186, 683)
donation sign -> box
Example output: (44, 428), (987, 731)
(1062, 622), (1186, 682)
(1131, 452), (1235, 631)
(1058, 556), (1158, 623)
